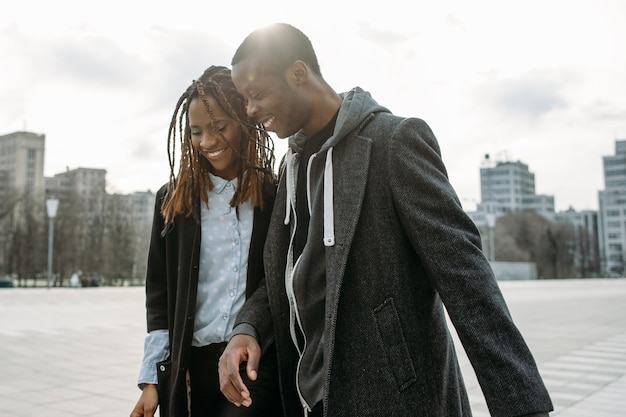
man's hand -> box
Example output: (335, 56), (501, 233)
(218, 334), (261, 407)
(130, 383), (158, 417)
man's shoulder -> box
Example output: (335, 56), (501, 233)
(354, 113), (431, 147)
(359, 112), (428, 134)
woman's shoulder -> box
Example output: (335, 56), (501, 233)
(155, 182), (170, 199)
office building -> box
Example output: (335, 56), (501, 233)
(598, 139), (626, 275)
(476, 155), (555, 218)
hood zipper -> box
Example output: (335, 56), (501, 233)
(283, 149), (313, 414)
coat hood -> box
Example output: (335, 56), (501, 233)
(288, 87), (390, 153)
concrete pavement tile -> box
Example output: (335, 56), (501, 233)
(549, 391), (589, 402)
(562, 381), (608, 392)
(44, 397), (105, 415)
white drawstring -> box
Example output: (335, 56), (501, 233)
(323, 147), (335, 246)
(284, 150), (296, 226)
(306, 153), (316, 215)
(285, 147), (335, 247)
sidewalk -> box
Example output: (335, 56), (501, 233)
(0, 279), (625, 417)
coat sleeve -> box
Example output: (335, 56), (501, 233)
(232, 182), (279, 351)
(145, 185), (170, 332)
(233, 278), (275, 351)
(387, 118), (553, 417)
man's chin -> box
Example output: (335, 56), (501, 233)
(273, 130), (289, 139)
(274, 127), (300, 139)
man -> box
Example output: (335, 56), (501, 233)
(219, 22), (553, 417)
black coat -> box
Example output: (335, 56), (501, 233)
(145, 182), (275, 417)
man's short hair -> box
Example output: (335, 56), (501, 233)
(232, 23), (321, 77)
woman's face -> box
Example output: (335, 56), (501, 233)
(188, 94), (242, 181)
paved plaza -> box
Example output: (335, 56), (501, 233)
(0, 278), (625, 417)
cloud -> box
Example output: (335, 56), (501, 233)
(446, 14), (467, 30)
(476, 69), (571, 120)
(356, 21), (417, 46)
(1, 25), (141, 88)
(48, 36), (142, 86)
(586, 99), (626, 122)
(134, 26), (234, 112)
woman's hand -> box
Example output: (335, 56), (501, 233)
(130, 383), (159, 417)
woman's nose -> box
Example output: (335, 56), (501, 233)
(199, 131), (218, 148)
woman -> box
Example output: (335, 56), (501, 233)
(130, 66), (282, 417)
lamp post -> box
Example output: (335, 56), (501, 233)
(46, 197), (59, 289)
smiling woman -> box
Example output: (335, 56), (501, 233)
(129, 65), (283, 417)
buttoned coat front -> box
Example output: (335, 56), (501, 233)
(235, 100), (553, 417)
(144, 183), (275, 417)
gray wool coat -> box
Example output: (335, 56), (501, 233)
(235, 88), (553, 417)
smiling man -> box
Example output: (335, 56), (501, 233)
(219, 23), (553, 417)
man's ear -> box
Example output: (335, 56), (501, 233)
(289, 60), (308, 84)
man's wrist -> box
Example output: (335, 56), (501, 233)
(230, 323), (259, 341)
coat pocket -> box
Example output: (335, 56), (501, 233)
(373, 297), (417, 391)
(156, 358), (171, 417)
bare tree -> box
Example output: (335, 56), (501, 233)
(496, 210), (549, 265)
(0, 187), (28, 275)
(3, 189), (47, 286)
(52, 193), (90, 285)
(101, 195), (135, 286)
(543, 224), (576, 278)
(495, 210), (591, 279)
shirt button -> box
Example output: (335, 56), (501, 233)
(233, 240), (239, 246)
(230, 291), (235, 297)
(233, 265), (238, 272)
(222, 314), (228, 320)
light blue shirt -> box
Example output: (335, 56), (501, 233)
(137, 175), (253, 386)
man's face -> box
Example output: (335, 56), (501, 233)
(232, 57), (308, 139)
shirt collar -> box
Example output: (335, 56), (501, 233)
(209, 173), (237, 194)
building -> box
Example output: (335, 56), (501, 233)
(0, 131), (46, 204)
(598, 139), (626, 275)
(555, 207), (600, 277)
(476, 155), (555, 219)
(0, 131), (46, 270)
(45, 167), (107, 212)
(467, 155), (556, 261)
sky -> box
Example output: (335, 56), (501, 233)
(1, 0), (625, 212)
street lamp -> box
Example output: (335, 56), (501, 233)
(46, 197), (59, 289)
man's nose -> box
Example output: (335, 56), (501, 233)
(246, 100), (258, 118)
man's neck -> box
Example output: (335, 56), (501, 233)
(301, 84), (342, 137)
